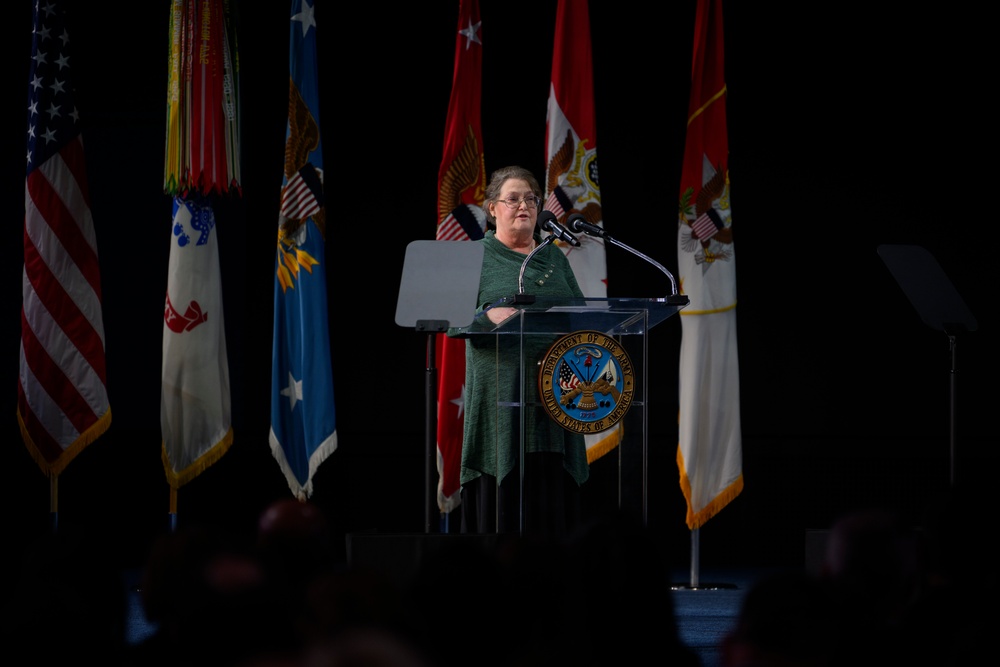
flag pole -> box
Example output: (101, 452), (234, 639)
(876, 244), (978, 488)
(689, 528), (699, 588)
(674, 527), (736, 590)
(50, 474), (58, 534)
(674, 0), (743, 591)
(169, 487), (178, 532)
(424, 332), (437, 534)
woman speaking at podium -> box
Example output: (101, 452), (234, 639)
(451, 165), (588, 538)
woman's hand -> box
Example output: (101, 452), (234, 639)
(486, 306), (517, 324)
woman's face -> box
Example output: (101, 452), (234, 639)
(489, 178), (538, 244)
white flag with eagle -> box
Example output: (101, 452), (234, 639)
(676, 0), (743, 530)
(545, 0), (619, 462)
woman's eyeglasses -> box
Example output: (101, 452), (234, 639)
(499, 195), (541, 209)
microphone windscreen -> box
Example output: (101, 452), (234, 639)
(537, 209), (558, 229)
(566, 213), (586, 233)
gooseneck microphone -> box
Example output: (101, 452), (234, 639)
(538, 210), (581, 247)
(517, 210), (576, 296)
(565, 212), (681, 297)
(566, 213), (607, 239)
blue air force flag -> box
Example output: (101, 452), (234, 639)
(269, 0), (337, 499)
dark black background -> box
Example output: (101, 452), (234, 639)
(1, 1), (994, 572)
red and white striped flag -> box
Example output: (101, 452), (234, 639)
(20, 1), (111, 476)
(546, 0), (619, 462)
(435, 0), (486, 515)
(677, 0), (743, 530)
(559, 361), (581, 392)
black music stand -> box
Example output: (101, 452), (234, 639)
(395, 240), (484, 532)
(877, 244), (978, 486)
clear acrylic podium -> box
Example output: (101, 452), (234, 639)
(451, 294), (689, 531)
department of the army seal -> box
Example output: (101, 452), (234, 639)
(538, 330), (634, 434)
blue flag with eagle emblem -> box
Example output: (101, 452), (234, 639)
(270, 0), (337, 500)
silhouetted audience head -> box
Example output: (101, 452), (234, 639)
(821, 506), (922, 627)
(256, 497), (339, 589)
(396, 510), (705, 667)
(720, 568), (842, 667)
(131, 521), (294, 666)
(906, 485), (1000, 666)
(303, 626), (431, 667)
(816, 506), (928, 666)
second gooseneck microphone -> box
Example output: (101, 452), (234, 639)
(566, 212), (607, 239)
(537, 209), (581, 247)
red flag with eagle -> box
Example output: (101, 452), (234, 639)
(677, 0), (743, 530)
(160, 0), (239, 492)
(545, 0), (619, 462)
(20, 1), (111, 477)
(435, 0), (486, 515)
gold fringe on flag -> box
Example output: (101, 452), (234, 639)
(161, 427), (235, 490)
(17, 408), (113, 478)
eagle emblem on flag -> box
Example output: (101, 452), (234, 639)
(679, 160), (734, 271)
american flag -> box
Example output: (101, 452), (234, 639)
(280, 163), (324, 221)
(691, 208), (724, 241)
(543, 188), (568, 219)
(559, 360), (580, 393)
(20, 0), (111, 476)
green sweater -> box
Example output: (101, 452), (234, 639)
(456, 230), (589, 487)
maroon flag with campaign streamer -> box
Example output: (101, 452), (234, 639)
(20, 1), (111, 477)
(435, 0), (486, 515)
(164, 0), (240, 197)
(161, 0), (239, 500)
